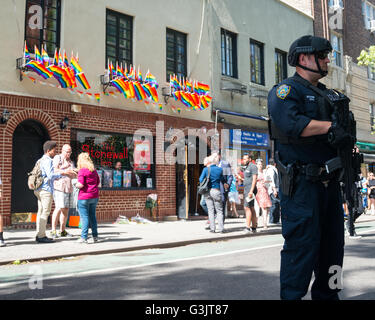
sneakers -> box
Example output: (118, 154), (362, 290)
(76, 238), (88, 244)
(50, 230), (58, 239)
(0, 239), (6, 247)
(59, 230), (73, 237)
(349, 232), (362, 239)
(243, 228), (251, 234)
(36, 236), (55, 243)
(251, 228), (257, 234)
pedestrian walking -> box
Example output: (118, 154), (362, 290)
(255, 159), (272, 230)
(199, 154), (226, 233)
(228, 168), (240, 218)
(216, 151), (233, 219)
(242, 154), (258, 234)
(34, 141), (75, 243)
(264, 158), (281, 224)
(268, 35), (351, 300)
(367, 172), (375, 215)
(76, 152), (100, 243)
(50, 144), (77, 238)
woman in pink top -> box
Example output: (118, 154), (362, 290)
(76, 153), (100, 243)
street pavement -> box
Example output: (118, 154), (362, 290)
(0, 213), (374, 266)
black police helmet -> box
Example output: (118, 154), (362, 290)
(288, 35), (333, 67)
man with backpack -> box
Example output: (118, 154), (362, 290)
(33, 141), (75, 243)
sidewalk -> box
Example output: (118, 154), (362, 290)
(0, 214), (374, 266)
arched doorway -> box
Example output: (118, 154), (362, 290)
(11, 120), (50, 215)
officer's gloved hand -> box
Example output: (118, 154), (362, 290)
(328, 123), (352, 148)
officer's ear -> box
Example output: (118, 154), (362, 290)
(298, 53), (308, 66)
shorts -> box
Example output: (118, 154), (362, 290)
(243, 187), (257, 208)
(53, 190), (74, 208)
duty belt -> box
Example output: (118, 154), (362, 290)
(297, 163), (334, 183)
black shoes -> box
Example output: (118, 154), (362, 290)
(36, 236), (55, 243)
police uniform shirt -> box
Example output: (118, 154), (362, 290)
(268, 73), (337, 165)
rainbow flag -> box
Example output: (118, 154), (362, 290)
(34, 46), (42, 64)
(41, 47), (50, 67)
(142, 83), (158, 102)
(63, 51), (70, 68)
(200, 95), (212, 109)
(185, 79), (193, 92)
(70, 55), (82, 74)
(112, 78), (127, 97)
(133, 82), (147, 101)
(128, 66), (135, 80)
(25, 60), (53, 79)
(48, 65), (73, 88)
(137, 67), (143, 82)
(95, 93), (101, 102)
(75, 72), (90, 90)
(145, 71), (158, 88)
(194, 81), (210, 95)
(23, 41), (31, 63)
(125, 81), (135, 99)
(53, 48), (59, 66)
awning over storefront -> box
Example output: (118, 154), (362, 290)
(357, 141), (375, 152)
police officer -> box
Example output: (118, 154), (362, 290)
(268, 35), (350, 300)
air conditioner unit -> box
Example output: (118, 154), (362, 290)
(370, 20), (375, 32)
(220, 81), (247, 95)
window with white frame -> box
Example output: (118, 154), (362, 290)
(330, 32), (343, 67)
(328, 0), (343, 9)
(362, 1), (375, 30)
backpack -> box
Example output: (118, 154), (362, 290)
(198, 166), (211, 195)
(27, 159), (44, 190)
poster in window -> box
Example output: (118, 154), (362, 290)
(102, 169), (113, 188)
(113, 170), (122, 188)
(96, 170), (103, 188)
(133, 139), (151, 172)
(123, 170), (132, 188)
(146, 178), (153, 188)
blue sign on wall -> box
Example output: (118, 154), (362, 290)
(230, 129), (269, 147)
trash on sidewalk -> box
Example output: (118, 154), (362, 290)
(131, 213), (155, 224)
(114, 215), (133, 224)
(114, 214), (155, 225)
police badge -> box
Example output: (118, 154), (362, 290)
(276, 84), (291, 100)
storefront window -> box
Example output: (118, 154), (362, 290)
(70, 129), (155, 189)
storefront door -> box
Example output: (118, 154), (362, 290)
(11, 120), (50, 215)
(176, 137), (209, 219)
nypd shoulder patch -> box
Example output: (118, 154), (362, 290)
(276, 84), (291, 100)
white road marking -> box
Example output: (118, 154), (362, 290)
(0, 243), (283, 289)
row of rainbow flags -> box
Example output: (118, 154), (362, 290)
(169, 74), (212, 110)
(21, 43), (211, 111)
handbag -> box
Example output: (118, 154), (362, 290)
(198, 166), (211, 195)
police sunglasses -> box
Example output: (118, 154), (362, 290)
(315, 51), (330, 60)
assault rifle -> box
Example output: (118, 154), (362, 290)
(326, 90), (363, 235)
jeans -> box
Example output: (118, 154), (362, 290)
(269, 193), (280, 223)
(77, 198), (99, 240)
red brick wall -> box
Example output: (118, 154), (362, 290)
(0, 93), (216, 226)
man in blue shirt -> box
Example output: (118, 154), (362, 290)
(34, 141), (74, 243)
(199, 154), (226, 233)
